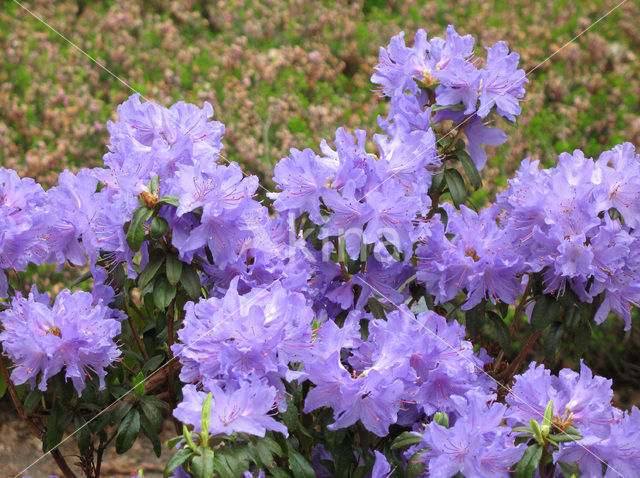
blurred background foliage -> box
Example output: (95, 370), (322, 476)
(1, 0), (639, 405)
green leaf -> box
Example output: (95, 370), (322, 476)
(157, 195), (180, 208)
(148, 175), (160, 194)
(289, 450), (316, 478)
(72, 270), (92, 286)
(24, 390), (43, 412)
(154, 276), (176, 310)
(191, 449), (215, 478)
(150, 216), (169, 239)
(390, 431), (423, 450)
(43, 404), (73, 453)
(141, 418), (162, 457)
(516, 443), (543, 478)
(530, 419), (543, 444)
(465, 300), (485, 337)
(544, 322), (564, 359)
(142, 354), (165, 374)
(164, 448), (192, 478)
(167, 436), (183, 450)
(116, 409), (141, 454)
(74, 415), (91, 455)
(431, 102), (465, 112)
(444, 168), (467, 208)
(558, 461), (583, 478)
(367, 298), (387, 320)
(166, 254), (183, 286)
(543, 400), (554, 429)
(138, 250), (165, 290)
(141, 396), (164, 434)
(201, 392), (213, 445)
(133, 371), (146, 398)
(126, 206), (153, 252)
(180, 264), (201, 300)
(433, 412), (449, 428)
(487, 311), (511, 349)
(405, 451), (427, 478)
(530, 295), (560, 332)
(251, 436), (282, 467)
(429, 171), (445, 194)
(457, 149), (482, 190)
(0, 370), (6, 399)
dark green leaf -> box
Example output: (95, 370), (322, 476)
(180, 264), (201, 300)
(0, 370), (6, 399)
(24, 390), (42, 412)
(429, 171), (445, 194)
(444, 168), (467, 208)
(252, 436), (282, 467)
(138, 251), (165, 290)
(157, 195), (180, 208)
(367, 298), (387, 320)
(154, 276), (176, 310)
(465, 300), (485, 337)
(457, 149), (482, 190)
(289, 450), (316, 478)
(516, 443), (543, 478)
(72, 270), (92, 286)
(126, 206), (153, 252)
(431, 102), (465, 112)
(191, 449), (215, 478)
(405, 451), (427, 478)
(142, 354), (165, 374)
(558, 461), (582, 478)
(141, 418), (162, 457)
(544, 322), (564, 359)
(141, 396), (164, 433)
(487, 311), (511, 349)
(166, 254), (183, 286)
(164, 448), (192, 477)
(116, 409), (141, 454)
(391, 431), (423, 450)
(531, 295), (560, 332)
(43, 404), (73, 453)
(74, 415), (91, 455)
(150, 216), (169, 239)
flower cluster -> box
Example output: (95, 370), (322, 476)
(303, 306), (491, 436)
(172, 278), (315, 435)
(371, 26), (526, 169)
(0, 288), (122, 394)
(498, 144), (640, 329)
(505, 361), (640, 477)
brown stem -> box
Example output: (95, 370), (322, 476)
(510, 275), (534, 335)
(123, 295), (150, 361)
(166, 300), (181, 434)
(51, 449), (78, 478)
(497, 331), (541, 382)
(0, 354), (43, 437)
(167, 299), (175, 356)
(128, 315), (150, 362)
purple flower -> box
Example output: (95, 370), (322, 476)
(270, 147), (333, 224)
(416, 392), (525, 478)
(477, 41), (528, 120)
(173, 279), (314, 389)
(506, 362), (616, 440)
(174, 381), (288, 437)
(417, 204), (524, 309)
(371, 29), (431, 98)
(0, 288), (122, 394)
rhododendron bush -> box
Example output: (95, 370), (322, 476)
(2, 26), (639, 478)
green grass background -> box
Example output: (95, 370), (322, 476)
(1, 0), (639, 403)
